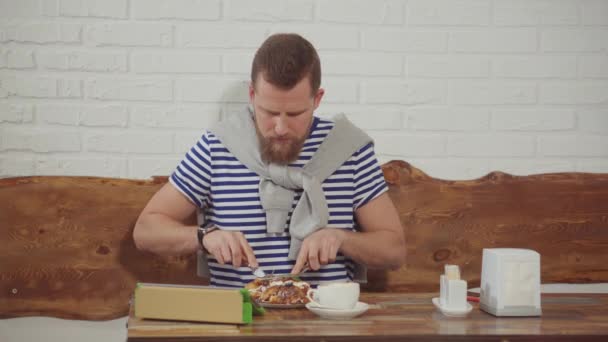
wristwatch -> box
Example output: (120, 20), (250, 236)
(197, 222), (218, 250)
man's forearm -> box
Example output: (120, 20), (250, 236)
(340, 229), (405, 270)
(133, 213), (199, 256)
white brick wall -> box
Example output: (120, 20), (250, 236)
(226, 0), (315, 22)
(58, 0), (129, 19)
(38, 50), (128, 72)
(318, 0), (404, 24)
(0, 0), (607, 180)
(131, 0), (221, 20)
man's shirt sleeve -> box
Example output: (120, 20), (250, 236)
(169, 131), (213, 208)
(352, 142), (388, 210)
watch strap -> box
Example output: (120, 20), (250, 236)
(197, 222), (217, 250)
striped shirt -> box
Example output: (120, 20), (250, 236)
(170, 115), (388, 288)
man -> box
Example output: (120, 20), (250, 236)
(133, 33), (405, 288)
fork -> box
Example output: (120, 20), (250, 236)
(250, 265), (266, 278)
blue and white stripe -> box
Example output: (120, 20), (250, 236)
(171, 116), (388, 288)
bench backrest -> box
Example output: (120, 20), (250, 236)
(1, 160), (607, 320)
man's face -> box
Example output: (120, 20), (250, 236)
(249, 74), (324, 165)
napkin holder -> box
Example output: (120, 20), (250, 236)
(440, 265), (467, 309)
(434, 265), (472, 317)
(480, 248), (542, 316)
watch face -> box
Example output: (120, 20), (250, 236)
(197, 227), (205, 247)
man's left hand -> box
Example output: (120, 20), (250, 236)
(291, 228), (347, 274)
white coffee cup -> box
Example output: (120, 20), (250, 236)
(306, 282), (360, 310)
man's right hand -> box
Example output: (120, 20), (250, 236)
(202, 230), (258, 269)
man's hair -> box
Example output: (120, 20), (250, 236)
(251, 33), (321, 95)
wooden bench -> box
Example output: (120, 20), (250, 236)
(2, 160), (608, 321)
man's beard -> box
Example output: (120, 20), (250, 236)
(255, 125), (307, 165)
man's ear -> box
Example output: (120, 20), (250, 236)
(313, 88), (325, 110)
(249, 83), (255, 103)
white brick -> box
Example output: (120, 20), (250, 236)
(541, 29), (608, 52)
(579, 56), (608, 79)
(36, 157), (126, 177)
(37, 104), (80, 125)
(2, 129), (81, 152)
(59, 0), (127, 18)
(404, 158), (490, 180)
(489, 159), (576, 175)
(578, 109), (608, 134)
(3, 75), (82, 98)
(38, 104), (127, 127)
(177, 78), (248, 103)
(6, 49), (35, 69)
(406, 107), (489, 130)
(268, 26), (359, 50)
(539, 136), (608, 157)
(540, 83), (608, 104)
(321, 53), (402, 76)
(0, 103), (34, 123)
(38, 50), (127, 72)
(493, 0), (578, 26)
(226, 0), (314, 22)
(129, 158), (181, 179)
(492, 109), (575, 131)
(492, 56), (576, 79)
(450, 29), (537, 52)
(38, 104), (128, 127)
(223, 52), (255, 74)
(131, 52), (221, 73)
(132, 0), (221, 20)
(41, 0), (59, 16)
(0, 0), (40, 17)
(81, 106), (128, 127)
(0, 71), (10, 98)
(447, 134), (535, 157)
(177, 24), (265, 48)
(450, 82), (536, 105)
(12, 76), (57, 97)
(316, 105), (402, 131)
(2, 23), (81, 43)
(57, 78), (83, 98)
(581, 0), (608, 25)
(363, 81), (446, 105)
(86, 78), (172, 102)
(370, 133), (445, 156)
(0, 157), (35, 177)
(320, 80), (358, 104)
(319, 0), (404, 24)
(408, 56), (490, 78)
(86, 132), (173, 153)
(362, 30), (447, 52)
(577, 160), (608, 173)
(131, 105), (221, 128)
(86, 23), (172, 47)
(175, 131), (205, 154)
(408, 0), (491, 26)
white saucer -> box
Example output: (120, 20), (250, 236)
(305, 302), (369, 320)
(432, 297), (473, 317)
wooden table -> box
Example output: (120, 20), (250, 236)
(127, 292), (608, 341)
